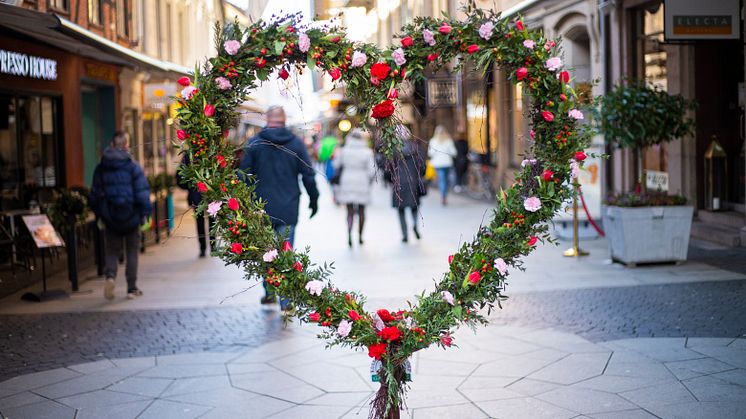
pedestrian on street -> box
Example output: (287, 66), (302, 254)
(176, 154), (214, 258)
(428, 125), (457, 205)
(333, 128), (376, 247)
(89, 131), (152, 300)
(453, 138), (469, 192)
(389, 126), (426, 243)
(240, 106), (319, 308)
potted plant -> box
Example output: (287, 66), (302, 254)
(47, 187), (89, 290)
(596, 81), (696, 265)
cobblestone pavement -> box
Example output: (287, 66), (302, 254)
(2, 279), (744, 383)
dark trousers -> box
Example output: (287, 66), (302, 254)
(196, 213), (216, 253)
(104, 229), (140, 291)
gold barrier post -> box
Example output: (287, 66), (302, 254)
(563, 183), (589, 257)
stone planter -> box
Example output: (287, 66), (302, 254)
(604, 205), (694, 265)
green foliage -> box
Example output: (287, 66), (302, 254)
(596, 80), (697, 150)
(47, 188), (89, 235)
(606, 192), (687, 207)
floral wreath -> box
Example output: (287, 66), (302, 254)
(175, 2), (590, 417)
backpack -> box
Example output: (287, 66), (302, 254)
(94, 168), (140, 234)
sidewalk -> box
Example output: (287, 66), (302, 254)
(1, 182), (745, 418)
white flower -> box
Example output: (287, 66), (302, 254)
(262, 249), (278, 262)
(373, 314), (385, 331)
(298, 33), (311, 53)
(520, 158), (537, 168)
(206, 201), (222, 217)
(392, 48), (406, 66)
(223, 40), (240, 55)
(494, 258), (508, 275)
(304, 280), (325, 296)
(545, 56), (562, 72)
(569, 159), (580, 179)
(337, 320), (352, 337)
(568, 109), (584, 120)
(523, 39), (535, 49)
(350, 50), (367, 67)
(422, 28), (436, 46)
(478, 22), (494, 40)
(524, 196), (542, 212)
(441, 290), (454, 306)
(181, 86), (198, 100)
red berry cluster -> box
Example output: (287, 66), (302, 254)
(266, 268), (284, 287)
(321, 306), (333, 327)
(410, 327), (425, 343)
(554, 125), (574, 148)
(478, 258), (495, 274)
(226, 219), (247, 236)
(190, 134), (208, 157)
(219, 60), (239, 78)
(502, 211), (526, 229)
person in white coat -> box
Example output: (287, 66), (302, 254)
(333, 128), (376, 247)
(428, 125), (457, 205)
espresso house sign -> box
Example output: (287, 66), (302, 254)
(0, 49), (58, 81)
(664, 0), (740, 40)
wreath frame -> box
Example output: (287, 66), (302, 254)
(175, 2), (591, 417)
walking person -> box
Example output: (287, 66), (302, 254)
(240, 106), (319, 308)
(333, 128), (375, 247)
(176, 154), (214, 258)
(389, 127), (426, 243)
(428, 125), (457, 205)
(89, 131), (152, 300)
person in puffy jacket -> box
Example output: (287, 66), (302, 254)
(89, 131), (152, 300)
(333, 128), (375, 247)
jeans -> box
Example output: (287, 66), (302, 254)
(435, 167), (451, 198)
(104, 228), (140, 291)
(264, 224), (295, 308)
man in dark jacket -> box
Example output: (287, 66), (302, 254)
(177, 154), (214, 258)
(240, 106), (319, 307)
(89, 131), (152, 300)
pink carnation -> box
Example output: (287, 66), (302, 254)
(262, 249), (278, 262)
(304, 280), (325, 296)
(337, 320), (352, 337)
(223, 40), (240, 55)
(181, 86), (198, 100)
(423, 28), (436, 46)
(524, 196), (542, 212)
(494, 258), (508, 275)
(545, 56), (562, 72)
(568, 109), (584, 120)
(206, 201), (222, 217)
(478, 22), (494, 40)
(298, 33), (311, 53)
(392, 48), (406, 66)
(523, 39), (536, 49)
(441, 290), (454, 305)
(520, 158), (537, 168)
(350, 50), (367, 67)
(215, 77), (231, 90)
(570, 159), (580, 179)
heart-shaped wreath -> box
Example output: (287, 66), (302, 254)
(175, 2), (590, 417)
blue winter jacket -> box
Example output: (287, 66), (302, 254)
(89, 147), (152, 233)
(240, 127), (319, 227)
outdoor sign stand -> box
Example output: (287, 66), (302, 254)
(19, 215), (69, 302)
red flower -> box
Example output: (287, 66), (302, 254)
(228, 198), (239, 211)
(401, 36), (414, 48)
(370, 62), (390, 80)
(256, 57), (266, 68)
(348, 310), (361, 321)
(468, 271), (481, 284)
(516, 67), (528, 81)
(427, 53), (439, 61)
(370, 76), (381, 86)
(368, 342), (387, 360)
(439, 22), (452, 34)
(176, 130), (188, 141)
(448, 254), (454, 264)
(378, 326), (402, 342)
(283, 241), (292, 251)
(371, 100), (395, 119)
(559, 70), (570, 83)
(204, 104), (215, 117)
(441, 334), (453, 347)
(177, 76), (191, 86)
(575, 151), (587, 161)
(230, 242), (243, 254)
(559, 93), (567, 102)
(329, 68), (342, 81)
(278, 68), (289, 80)
(217, 155), (227, 168)
(309, 312), (321, 322)
(542, 169), (554, 182)
(197, 182), (208, 193)
(527, 236), (538, 246)
(515, 20), (525, 31)
(293, 261), (303, 272)
(467, 44), (479, 54)
(330, 36), (341, 43)
(542, 111), (554, 122)
(387, 88), (398, 99)
(377, 309), (395, 323)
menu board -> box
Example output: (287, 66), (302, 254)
(22, 215), (64, 248)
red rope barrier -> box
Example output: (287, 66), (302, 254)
(579, 186), (605, 237)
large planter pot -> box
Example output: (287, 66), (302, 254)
(604, 205), (694, 265)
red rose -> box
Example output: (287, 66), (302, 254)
(371, 100), (395, 119)
(439, 22), (452, 34)
(448, 254), (454, 264)
(467, 44), (479, 54)
(217, 155), (227, 168)
(197, 182), (208, 193)
(230, 242), (243, 254)
(349, 310), (361, 321)
(309, 312), (321, 322)
(516, 67), (528, 81)
(370, 62), (390, 80)
(575, 151), (587, 161)
(441, 334), (453, 347)
(278, 68), (289, 80)
(176, 130), (188, 141)
(427, 53), (439, 61)
(204, 104), (215, 117)
(401, 36), (414, 48)
(293, 261), (303, 272)
(228, 198), (239, 211)
(542, 170), (554, 182)
(256, 57), (266, 68)
(468, 271), (481, 284)
(515, 20), (524, 31)
(542, 111), (554, 122)
(527, 236), (538, 246)
(377, 309), (395, 323)
(559, 70), (570, 83)
(283, 241), (292, 251)
(177, 76), (191, 86)
(329, 68), (341, 81)
(378, 326), (401, 342)
(387, 88), (398, 99)
(368, 342), (387, 360)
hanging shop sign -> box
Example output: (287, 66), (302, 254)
(426, 77), (459, 107)
(664, 0), (740, 40)
(0, 49), (58, 80)
(144, 83), (177, 110)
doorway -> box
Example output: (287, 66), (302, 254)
(80, 84), (116, 186)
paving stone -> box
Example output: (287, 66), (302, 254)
(682, 375), (746, 402)
(686, 345), (746, 369)
(412, 402), (489, 419)
(414, 358), (477, 377)
(136, 363), (228, 379)
(645, 401), (746, 419)
(107, 376), (173, 397)
(273, 362), (371, 392)
(67, 359), (116, 374)
(164, 387), (260, 409)
(472, 355), (557, 378)
(603, 362), (676, 381)
(160, 375), (232, 397)
(0, 399), (76, 419)
(34, 370), (139, 399)
(305, 391), (373, 407)
(588, 409), (659, 419)
(194, 394), (293, 418)
(110, 357), (156, 369)
(74, 400), (151, 419)
(405, 388), (471, 409)
(156, 351), (240, 365)
(458, 386), (524, 402)
(527, 352), (611, 385)
(136, 399), (212, 419)
(0, 390), (47, 409)
(604, 338), (702, 362)
(711, 368), (746, 386)
(266, 404), (352, 419)
(0, 368), (80, 394)
(504, 378), (562, 396)
(56, 389), (149, 409)
(476, 396), (577, 419)
(573, 375), (674, 393)
(664, 357), (735, 380)
(536, 387), (637, 414)
(226, 362), (276, 375)
(620, 381), (696, 408)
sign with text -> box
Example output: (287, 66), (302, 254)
(0, 49), (58, 80)
(426, 78), (459, 107)
(646, 170), (669, 192)
(664, 0), (740, 40)
(22, 215), (64, 248)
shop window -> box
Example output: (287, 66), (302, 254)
(49, 0), (69, 12)
(465, 82), (489, 158)
(117, 0), (130, 38)
(88, 0), (102, 26)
